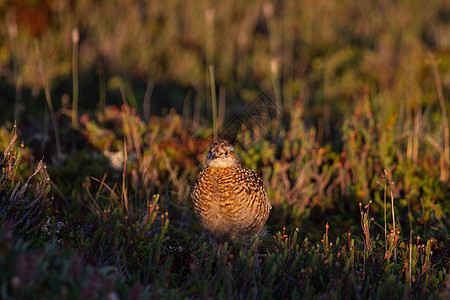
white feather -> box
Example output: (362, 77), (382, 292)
(208, 156), (237, 168)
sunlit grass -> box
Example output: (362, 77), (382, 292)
(0, 0), (448, 298)
(0, 101), (448, 298)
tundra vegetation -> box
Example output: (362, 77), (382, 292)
(0, 0), (448, 298)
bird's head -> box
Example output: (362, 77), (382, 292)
(206, 139), (238, 168)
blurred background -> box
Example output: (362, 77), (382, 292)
(1, 0), (449, 133)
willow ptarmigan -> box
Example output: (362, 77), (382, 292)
(192, 139), (272, 241)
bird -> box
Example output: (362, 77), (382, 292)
(191, 138), (272, 241)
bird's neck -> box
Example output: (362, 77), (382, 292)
(207, 158), (239, 168)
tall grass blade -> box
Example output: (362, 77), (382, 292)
(209, 65), (218, 139)
(72, 28), (79, 128)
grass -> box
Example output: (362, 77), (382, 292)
(0, 0), (449, 298)
(0, 103), (448, 298)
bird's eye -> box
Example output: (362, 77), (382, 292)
(224, 151), (228, 156)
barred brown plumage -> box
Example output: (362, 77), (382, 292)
(191, 139), (272, 241)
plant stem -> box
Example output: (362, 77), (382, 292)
(218, 85), (226, 133)
(391, 190), (396, 262)
(72, 28), (79, 128)
(34, 40), (63, 162)
(98, 64), (106, 111)
(143, 79), (154, 122)
(209, 65), (218, 140)
(122, 139), (128, 214)
(271, 58), (282, 117)
(426, 52), (449, 182)
(384, 170), (387, 258)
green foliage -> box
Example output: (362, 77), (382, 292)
(0, 120), (448, 298)
(0, 0), (448, 298)
(0, 126), (51, 237)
